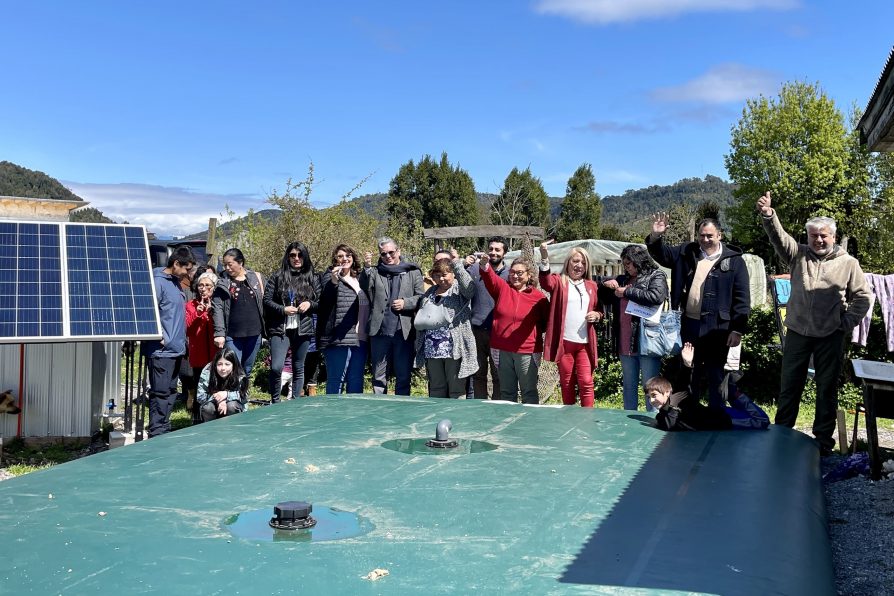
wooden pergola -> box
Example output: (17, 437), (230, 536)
(422, 225), (545, 241)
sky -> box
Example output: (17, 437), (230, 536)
(1, 1), (892, 237)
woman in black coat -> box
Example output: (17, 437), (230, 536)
(316, 244), (370, 394)
(599, 244), (668, 412)
(264, 242), (320, 402)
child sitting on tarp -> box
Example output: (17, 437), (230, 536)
(646, 342), (769, 431)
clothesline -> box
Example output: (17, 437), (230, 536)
(851, 273), (894, 351)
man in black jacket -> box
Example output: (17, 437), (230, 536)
(646, 213), (750, 409)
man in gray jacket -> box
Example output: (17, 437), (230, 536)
(758, 192), (871, 454)
(363, 237), (424, 395)
(142, 245), (196, 438)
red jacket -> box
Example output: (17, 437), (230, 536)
(481, 265), (548, 354)
(185, 299), (216, 369)
(539, 271), (599, 367)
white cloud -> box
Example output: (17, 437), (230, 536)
(63, 181), (264, 238)
(534, 0), (798, 24)
(651, 63), (780, 104)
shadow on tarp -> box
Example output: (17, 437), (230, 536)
(560, 425), (835, 595)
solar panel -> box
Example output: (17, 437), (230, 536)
(0, 221), (162, 343)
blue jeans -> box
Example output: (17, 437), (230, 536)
(620, 354), (662, 411)
(324, 342), (368, 394)
(370, 331), (415, 395)
(268, 332), (311, 402)
(226, 335), (262, 379)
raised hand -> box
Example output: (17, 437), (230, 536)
(681, 342), (694, 368)
(539, 239), (554, 261)
(757, 191), (772, 216)
(448, 247), (459, 261)
(364, 252), (373, 267)
(650, 212), (669, 236)
(464, 254), (477, 267)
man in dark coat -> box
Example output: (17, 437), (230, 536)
(646, 214), (750, 409)
(363, 237), (424, 395)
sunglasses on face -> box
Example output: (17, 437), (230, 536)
(380, 250), (397, 258)
(288, 252), (301, 258)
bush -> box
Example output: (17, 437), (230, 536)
(738, 305), (889, 409)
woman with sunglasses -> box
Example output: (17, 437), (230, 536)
(479, 254), (549, 404)
(263, 242), (320, 403)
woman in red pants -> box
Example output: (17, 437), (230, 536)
(539, 241), (602, 407)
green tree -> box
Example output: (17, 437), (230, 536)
(724, 81), (853, 266)
(70, 207), (115, 224)
(221, 162), (381, 276)
(490, 166), (550, 231)
(386, 152), (479, 231)
(555, 163), (601, 242)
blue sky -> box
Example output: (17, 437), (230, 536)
(1, 1), (892, 237)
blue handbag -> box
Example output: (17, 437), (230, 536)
(638, 308), (682, 358)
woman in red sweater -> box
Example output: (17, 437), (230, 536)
(185, 271), (218, 419)
(538, 241), (601, 407)
(479, 254), (549, 404)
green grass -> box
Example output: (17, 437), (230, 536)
(1, 436), (84, 477)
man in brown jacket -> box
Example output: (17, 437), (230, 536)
(758, 192), (871, 454)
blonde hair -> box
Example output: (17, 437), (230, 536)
(561, 248), (591, 284)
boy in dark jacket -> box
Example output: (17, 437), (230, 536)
(647, 342), (769, 432)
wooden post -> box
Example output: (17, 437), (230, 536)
(206, 218), (217, 265)
(836, 409), (848, 454)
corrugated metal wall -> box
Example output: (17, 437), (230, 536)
(0, 342), (119, 438)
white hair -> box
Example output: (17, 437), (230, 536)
(378, 236), (398, 250)
(805, 216), (836, 236)
(196, 271), (219, 287)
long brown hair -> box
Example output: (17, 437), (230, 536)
(330, 244), (362, 277)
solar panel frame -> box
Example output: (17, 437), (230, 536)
(0, 221), (163, 344)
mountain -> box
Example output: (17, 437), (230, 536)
(600, 175), (736, 229)
(0, 161), (85, 202)
(181, 176), (735, 241)
(179, 209), (281, 240)
(0, 161), (117, 223)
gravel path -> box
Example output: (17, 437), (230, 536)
(819, 426), (894, 596)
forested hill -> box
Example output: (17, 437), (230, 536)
(0, 161), (84, 202)
(0, 161), (117, 223)
(600, 175), (736, 228)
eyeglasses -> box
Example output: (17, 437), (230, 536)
(509, 270), (528, 277)
(288, 253), (301, 258)
(380, 250), (397, 258)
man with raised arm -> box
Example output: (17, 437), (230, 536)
(757, 192), (870, 454)
(646, 212), (750, 409)
(464, 237), (510, 399)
